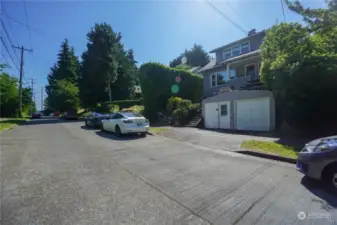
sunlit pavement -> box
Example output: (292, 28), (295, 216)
(1, 120), (337, 225)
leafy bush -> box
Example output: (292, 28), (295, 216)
(167, 96), (193, 124)
(108, 99), (143, 109)
(166, 97), (183, 113)
(138, 62), (203, 119)
(172, 108), (188, 121)
(95, 102), (119, 113)
(189, 103), (201, 112)
(120, 105), (144, 114)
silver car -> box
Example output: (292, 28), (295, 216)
(297, 135), (337, 190)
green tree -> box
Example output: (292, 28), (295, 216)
(0, 72), (18, 117)
(79, 23), (137, 108)
(169, 44), (210, 68)
(260, 21), (337, 133)
(49, 80), (79, 112)
(45, 39), (80, 111)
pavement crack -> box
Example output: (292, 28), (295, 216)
(232, 185), (276, 225)
(114, 160), (213, 225)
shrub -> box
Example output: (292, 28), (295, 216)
(189, 103), (201, 112)
(95, 102), (119, 113)
(166, 97), (183, 114)
(108, 99), (143, 109)
(120, 105), (144, 114)
(138, 62), (203, 119)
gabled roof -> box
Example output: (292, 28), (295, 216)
(209, 30), (266, 53)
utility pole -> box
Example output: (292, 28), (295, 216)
(12, 46), (32, 117)
(41, 85), (44, 111)
(28, 78), (37, 103)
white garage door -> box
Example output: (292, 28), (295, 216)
(236, 98), (270, 131)
(205, 103), (218, 129)
(205, 101), (230, 129)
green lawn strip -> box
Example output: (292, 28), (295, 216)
(240, 140), (299, 159)
(0, 118), (29, 131)
(149, 127), (169, 134)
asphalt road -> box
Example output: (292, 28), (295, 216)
(1, 119), (337, 225)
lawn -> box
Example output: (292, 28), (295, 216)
(240, 140), (299, 159)
(0, 118), (29, 131)
(149, 127), (168, 134)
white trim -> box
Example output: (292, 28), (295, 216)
(222, 40), (251, 60)
(210, 73), (217, 87)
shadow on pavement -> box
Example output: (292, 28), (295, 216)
(23, 118), (85, 126)
(95, 130), (145, 141)
(301, 176), (337, 211)
(80, 125), (99, 130)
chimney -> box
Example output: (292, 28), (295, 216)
(248, 29), (256, 36)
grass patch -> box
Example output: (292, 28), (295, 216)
(0, 118), (29, 131)
(149, 127), (168, 134)
(240, 140), (299, 159)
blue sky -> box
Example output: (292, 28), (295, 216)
(1, 0), (325, 110)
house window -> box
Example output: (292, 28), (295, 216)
(211, 74), (216, 87)
(220, 104), (228, 116)
(217, 71), (227, 85)
(261, 37), (264, 44)
(246, 64), (256, 76)
(229, 68), (236, 79)
(231, 45), (241, 57)
(241, 42), (249, 54)
(223, 49), (231, 59)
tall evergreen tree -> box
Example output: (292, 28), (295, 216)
(45, 39), (80, 111)
(79, 23), (137, 108)
(169, 44), (210, 68)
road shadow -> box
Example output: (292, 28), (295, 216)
(22, 118), (85, 126)
(301, 176), (337, 211)
(80, 125), (99, 130)
(95, 130), (145, 141)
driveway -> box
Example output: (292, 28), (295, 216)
(1, 119), (336, 224)
(154, 127), (280, 151)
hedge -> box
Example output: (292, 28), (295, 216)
(138, 62), (203, 119)
(101, 99), (143, 109)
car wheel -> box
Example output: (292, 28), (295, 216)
(85, 120), (88, 127)
(323, 166), (337, 193)
(100, 122), (105, 132)
(140, 132), (146, 137)
(115, 125), (122, 137)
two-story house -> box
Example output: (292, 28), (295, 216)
(199, 29), (276, 132)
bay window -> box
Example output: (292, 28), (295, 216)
(241, 42), (249, 54)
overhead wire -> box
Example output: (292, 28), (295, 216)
(0, 36), (20, 71)
(280, 0), (287, 22)
(0, 19), (20, 62)
(203, 0), (248, 34)
(23, 0), (32, 49)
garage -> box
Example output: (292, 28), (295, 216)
(204, 101), (230, 129)
(235, 98), (270, 131)
(202, 90), (275, 131)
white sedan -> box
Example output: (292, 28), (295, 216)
(100, 112), (150, 136)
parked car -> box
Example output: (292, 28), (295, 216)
(31, 111), (42, 119)
(63, 108), (78, 120)
(85, 112), (112, 128)
(297, 135), (337, 191)
(100, 112), (149, 137)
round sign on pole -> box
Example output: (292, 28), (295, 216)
(181, 56), (187, 65)
(175, 76), (181, 83)
(171, 84), (180, 94)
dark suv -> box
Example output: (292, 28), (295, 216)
(63, 108), (78, 120)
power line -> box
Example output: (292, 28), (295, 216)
(23, 0), (32, 49)
(0, 19), (20, 62)
(0, 36), (20, 71)
(280, 0), (287, 22)
(223, 0), (253, 29)
(204, 0), (247, 34)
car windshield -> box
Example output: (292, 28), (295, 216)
(121, 112), (142, 117)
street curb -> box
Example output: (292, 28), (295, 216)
(147, 132), (155, 136)
(235, 150), (297, 164)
